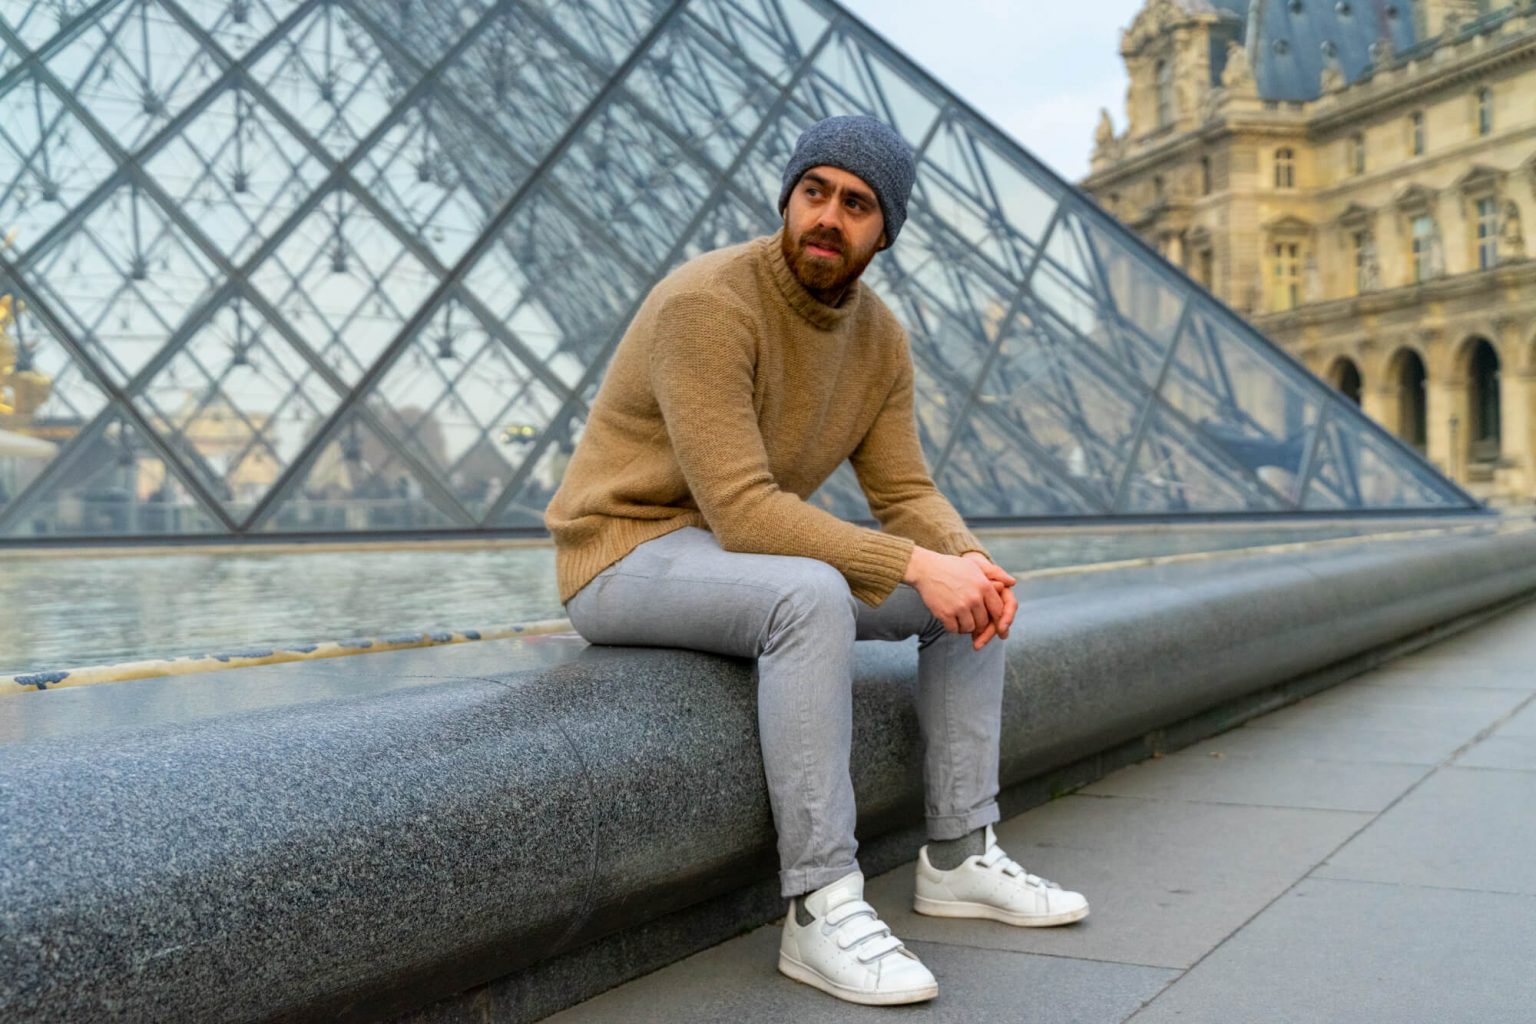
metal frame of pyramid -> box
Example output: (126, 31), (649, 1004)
(0, 0), (1479, 543)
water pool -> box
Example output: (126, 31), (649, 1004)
(0, 517), (1503, 676)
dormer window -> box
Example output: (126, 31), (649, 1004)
(1274, 148), (1296, 189)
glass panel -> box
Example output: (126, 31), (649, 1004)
(143, 86), (329, 265)
(937, 416), (1098, 517)
(353, 92), (517, 269)
(178, 0), (294, 61)
(45, 0), (220, 154)
(247, 186), (438, 388)
(258, 409), (464, 533)
(462, 189), (647, 389)
(976, 315), (1146, 508)
(1159, 307), (1321, 504)
(249, 2), (422, 161)
(0, 279), (113, 527)
(493, 394), (596, 528)
(0, 74), (119, 260)
(1304, 418), (1461, 510)
(4, 2), (94, 55)
(368, 295), (569, 520)
(131, 296), (344, 523)
(2, 411), (222, 537)
(1121, 408), (1281, 513)
(31, 183), (221, 387)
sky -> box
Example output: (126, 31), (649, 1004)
(838, 0), (1147, 183)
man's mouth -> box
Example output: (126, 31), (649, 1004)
(804, 241), (842, 259)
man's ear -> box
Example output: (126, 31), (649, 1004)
(877, 230), (889, 251)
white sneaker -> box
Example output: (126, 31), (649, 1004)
(913, 825), (1090, 927)
(778, 870), (938, 1005)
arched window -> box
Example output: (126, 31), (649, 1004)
(1274, 148), (1295, 189)
(1329, 358), (1363, 405)
(1393, 350), (1428, 450)
(1477, 87), (1493, 136)
(1156, 59), (1175, 127)
(1469, 339), (1501, 461)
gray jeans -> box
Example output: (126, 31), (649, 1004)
(564, 527), (1004, 897)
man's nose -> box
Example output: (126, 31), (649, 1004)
(814, 203), (846, 233)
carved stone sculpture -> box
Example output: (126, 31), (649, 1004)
(1221, 40), (1254, 92)
(1500, 200), (1526, 261)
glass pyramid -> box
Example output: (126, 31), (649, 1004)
(0, 0), (1476, 542)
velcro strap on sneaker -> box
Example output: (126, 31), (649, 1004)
(854, 933), (904, 964)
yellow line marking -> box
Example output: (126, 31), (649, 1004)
(1, 619), (573, 696)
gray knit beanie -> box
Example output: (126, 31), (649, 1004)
(777, 115), (916, 247)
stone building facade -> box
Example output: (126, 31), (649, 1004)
(1083, 0), (1536, 504)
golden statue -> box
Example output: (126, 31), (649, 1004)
(1, 228), (54, 424)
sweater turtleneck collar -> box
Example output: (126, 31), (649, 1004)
(764, 229), (862, 331)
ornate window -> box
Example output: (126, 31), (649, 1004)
(1274, 148), (1295, 189)
(1476, 196), (1500, 269)
(1272, 242), (1302, 309)
(1410, 111), (1425, 155)
(1352, 230), (1372, 293)
(1412, 214), (1436, 281)
(1477, 87), (1493, 137)
(1156, 59), (1175, 127)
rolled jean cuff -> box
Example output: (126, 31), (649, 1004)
(926, 802), (1000, 842)
(781, 860), (862, 899)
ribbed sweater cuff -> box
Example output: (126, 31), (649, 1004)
(846, 531), (915, 607)
(940, 530), (991, 563)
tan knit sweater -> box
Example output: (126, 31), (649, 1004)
(544, 230), (987, 607)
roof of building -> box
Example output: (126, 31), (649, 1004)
(1246, 0), (1419, 101)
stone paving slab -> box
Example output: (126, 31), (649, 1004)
(543, 925), (1175, 1024)
(1454, 734), (1536, 771)
(1315, 764), (1536, 895)
(1359, 660), (1533, 690)
(1125, 879), (1536, 1024)
(863, 796), (1369, 971)
(1303, 683), (1530, 715)
(1178, 721), (1470, 766)
(1077, 748), (1427, 812)
(1488, 700), (1536, 736)
(1237, 696), (1513, 737)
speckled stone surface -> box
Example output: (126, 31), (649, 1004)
(4, 530), (1536, 1023)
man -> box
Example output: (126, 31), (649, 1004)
(545, 115), (1088, 1006)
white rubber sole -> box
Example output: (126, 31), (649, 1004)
(777, 952), (938, 1005)
(913, 894), (1090, 928)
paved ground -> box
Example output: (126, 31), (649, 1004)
(545, 599), (1536, 1024)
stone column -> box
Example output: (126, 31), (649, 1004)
(1426, 378), (1466, 483)
(1500, 367), (1536, 501)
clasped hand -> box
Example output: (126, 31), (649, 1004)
(903, 547), (1018, 651)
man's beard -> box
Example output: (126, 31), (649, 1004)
(782, 225), (878, 299)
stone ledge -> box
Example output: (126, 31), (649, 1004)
(3, 529), (1536, 1024)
